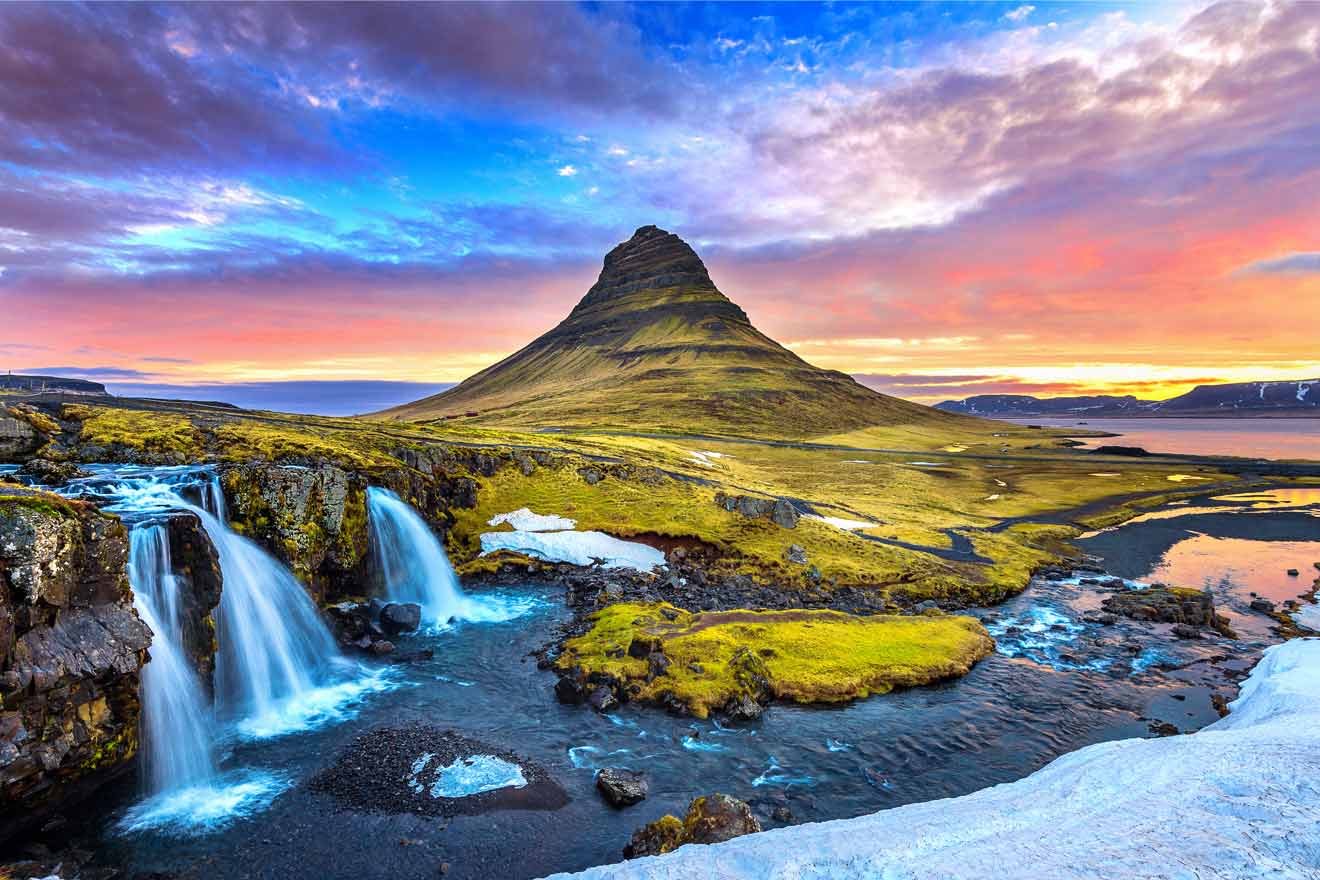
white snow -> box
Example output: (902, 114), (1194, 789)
(687, 450), (730, 468)
(805, 514), (875, 531)
(1296, 601), (1320, 632)
(544, 638), (1320, 880)
(480, 530), (665, 572)
(1167, 474), (1211, 482)
(487, 508), (577, 532)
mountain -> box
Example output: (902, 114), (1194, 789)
(381, 225), (964, 438)
(937, 379), (1319, 418)
(0, 373), (107, 396)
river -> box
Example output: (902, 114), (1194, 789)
(3, 464), (1318, 879)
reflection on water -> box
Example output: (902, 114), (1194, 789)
(1009, 417), (1320, 460)
(1147, 536), (1320, 606)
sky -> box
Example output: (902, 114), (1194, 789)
(2, 0), (1318, 413)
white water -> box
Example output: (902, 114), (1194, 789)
(127, 525), (217, 794)
(62, 467), (391, 833)
(367, 486), (529, 629)
(195, 479), (340, 727)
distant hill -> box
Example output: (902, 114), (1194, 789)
(0, 373), (107, 396)
(380, 225), (971, 438)
(937, 379), (1319, 418)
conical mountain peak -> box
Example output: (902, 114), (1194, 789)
(382, 226), (956, 438)
(574, 225), (719, 313)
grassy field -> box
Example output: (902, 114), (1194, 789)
(26, 397), (1256, 608)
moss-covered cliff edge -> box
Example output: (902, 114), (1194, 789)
(0, 488), (151, 840)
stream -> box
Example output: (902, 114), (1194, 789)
(5, 466), (1318, 879)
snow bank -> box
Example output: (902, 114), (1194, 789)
(805, 514), (875, 531)
(480, 530), (665, 572)
(543, 638), (1320, 880)
(1296, 602), (1320, 633)
(488, 508), (577, 532)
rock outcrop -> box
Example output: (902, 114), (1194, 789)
(220, 462), (371, 602)
(165, 512), (223, 690)
(0, 489), (150, 841)
(623, 793), (762, 858)
(1102, 586), (1234, 637)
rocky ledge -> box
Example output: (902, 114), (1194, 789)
(0, 489), (151, 841)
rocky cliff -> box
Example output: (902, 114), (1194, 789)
(0, 488), (151, 838)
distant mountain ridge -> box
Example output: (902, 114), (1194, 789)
(937, 379), (1319, 418)
(0, 373), (107, 396)
(381, 225), (970, 438)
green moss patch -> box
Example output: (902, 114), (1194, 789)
(560, 602), (994, 717)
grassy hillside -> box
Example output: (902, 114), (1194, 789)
(379, 226), (977, 439)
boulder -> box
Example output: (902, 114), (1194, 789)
(588, 686), (619, 713)
(596, 768), (648, 808)
(1250, 597), (1276, 613)
(784, 544), (808, 565)
(713, 493), (799, 529)
(0, 415), (42, 461)
(770, 499), (799, 529)
(379, 602), (422, 636)
(624, 793), (762, 858)
(14, 459), (87, 487)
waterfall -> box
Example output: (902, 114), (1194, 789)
(127, 524), (217, 794)
(367, 487), (471, 624)
(193, 478), (339, 724)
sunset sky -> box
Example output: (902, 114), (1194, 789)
(2, 1), (1318, 413)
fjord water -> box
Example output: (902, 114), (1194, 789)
(1011, 417), (1320, 460)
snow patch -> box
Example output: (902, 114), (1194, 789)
(546, 638), (1320, 880)
(487, 507), (577, 532)
(1167, 474), (1211, 482)
(805, 514), (875, 531)
(480, 530), (664, 572)
(407, 753), (526, 799)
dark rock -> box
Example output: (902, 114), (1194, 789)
(369, 639), (396, 655)
(1250, 597), (1276, 613)
(14, 459), (88, 486)
(578, 467), (605, 486)
(379, 602), (423, 636)
(1171, 624), (1202, 640)
(722, 693), (764, 722)
(1091, 445), (1152, 457)
(588, 687), (619, 713)
(596, 768), (648, 808)
(165, 512), (223, 689)
(555, 675), (587, 705)
(770, 499), (799, 529)
(628, 635), (662, 659)
(1102, 586), (1234, 637)
(771, 805), (794, 824)
(647, 652), (671, 680)
(1148, 721), (1179, 737)
(1286, 569), (1299, 577)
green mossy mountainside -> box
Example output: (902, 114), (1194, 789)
(0, 488), (151, 837)
(555, 602), (994, 718)
(379, 226), (977, 439)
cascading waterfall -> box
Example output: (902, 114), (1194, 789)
(127, 524), (217, 794)
(196, 478), (340, 725)
(367, 486), (470, 624)
(59, 466), (389, 832)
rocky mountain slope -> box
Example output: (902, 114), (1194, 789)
(938, 379), (1319, 418)
(380, 226), (968, 438)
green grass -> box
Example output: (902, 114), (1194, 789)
(560, 602), (995, 717)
